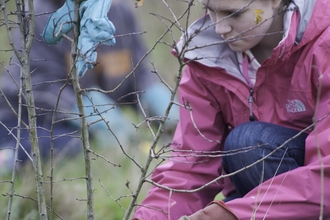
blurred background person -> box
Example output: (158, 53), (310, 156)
(0, 0), (178, 172)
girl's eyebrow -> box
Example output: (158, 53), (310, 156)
(202, 3), (244, 12)
(202, 3), (247, 13)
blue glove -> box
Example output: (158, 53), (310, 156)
(141, 84), (179, 126)
(42, 0), (75, 45)
(77, 0), (116, 77)
(70, 89), (135, 145)
(42, 0), (116, 77)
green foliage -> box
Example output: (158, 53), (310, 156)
(134, 0), (204, 87)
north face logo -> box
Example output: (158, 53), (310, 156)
(285, 100), (306, 113)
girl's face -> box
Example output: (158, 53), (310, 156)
(200, 0), (283, 52)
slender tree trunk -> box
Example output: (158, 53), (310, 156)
(71, 1), (95, 219)
(17, 0), (48, 219)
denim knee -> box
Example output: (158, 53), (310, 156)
(221, 121), (307, 196)
(222, 122), (261, 170)
(223, 121), (306, 163)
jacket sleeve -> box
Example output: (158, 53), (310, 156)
(133, 64), (228, 220)
(225, 44), (330, 220)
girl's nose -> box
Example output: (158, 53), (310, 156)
(214, 19), (232, 36)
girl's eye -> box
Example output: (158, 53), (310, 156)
(228, 11), (241, 18)
(202, 5), (242, 18)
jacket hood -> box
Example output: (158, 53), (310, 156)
(176, 0), (328, 69)
(294, 0), (330, 47)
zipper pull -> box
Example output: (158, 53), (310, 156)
(248, 88), (255, 121)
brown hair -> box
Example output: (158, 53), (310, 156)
(282, 0), (292, 7)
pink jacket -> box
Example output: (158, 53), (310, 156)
(133, 0), (330, 219)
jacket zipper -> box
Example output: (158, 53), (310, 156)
(248, 88), (255, 121)
(242, 53), (256, 121)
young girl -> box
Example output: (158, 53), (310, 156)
(133, 0), (330, 219)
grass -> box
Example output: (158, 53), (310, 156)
(0, 134), (157, 220)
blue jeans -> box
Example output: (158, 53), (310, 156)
(222, 121), (307, 198)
